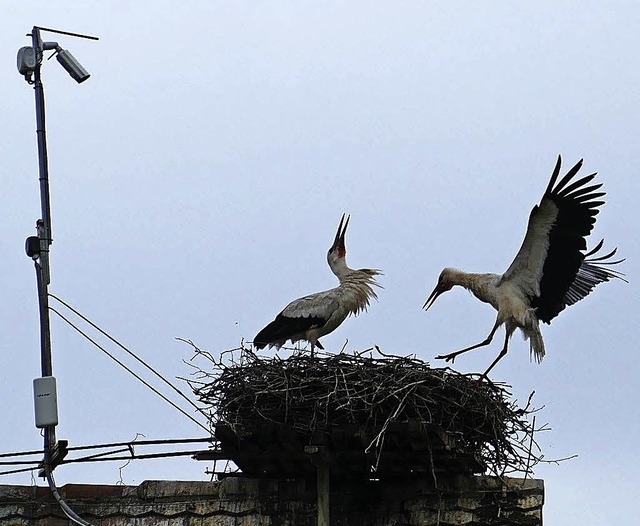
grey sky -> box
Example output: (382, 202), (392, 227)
(2, 3), (638, 524)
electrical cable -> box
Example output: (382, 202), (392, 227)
(0, 460), (42, 466)
(0, 448), (219, 473)
(45, 461), (93, 526)
(49, 293), (208, 419)
(0, 437), (211, 462)
(62, 449), (212, 465)
(0, 466), (39, 477)
(0, 447), (47, 458)
(0, 437), (218, 477)
(0, 446), (219, 476)
(1, 448), (221, 475)
(49, 306), (210, 433)
(65, 436), (212, 451)
(0, 437), (216, 475)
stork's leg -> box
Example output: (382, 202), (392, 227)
(476, 328), (512, 382)
(310, 340), (324, 357)
(435, 318), (501, 363)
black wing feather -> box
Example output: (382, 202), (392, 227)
(574, 192), (605, 203)
(561, 242), (627, 309)
(566, 183), (603, 199)
(551, 158), (584, 193)
(556, 173), (597, 197)
(254, 313), (326, 349)
(542, 155), (564, 196)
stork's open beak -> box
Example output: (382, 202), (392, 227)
(331, 213), (350, 252)
(422, 283), (445, 311)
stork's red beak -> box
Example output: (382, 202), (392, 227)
(422, 283), (445, 311)
(331, 213), (350, 254)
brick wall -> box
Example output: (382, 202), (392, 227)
(0, 475), (543, 525)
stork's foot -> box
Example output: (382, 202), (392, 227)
(435, 351), (463, 363)
(435, 336), (495, 365)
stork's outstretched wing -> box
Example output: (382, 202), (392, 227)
(500, 156), (622, 322)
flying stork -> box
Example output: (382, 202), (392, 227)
(423, 156), (625, 380)
(254, 214), (381, 354)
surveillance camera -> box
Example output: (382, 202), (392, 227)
(56, 48), (90, 83)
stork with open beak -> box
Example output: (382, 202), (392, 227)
(423, 156), (626, 380)
(254, 214), (382, 354)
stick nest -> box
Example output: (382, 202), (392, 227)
(184, 343), (544, 479)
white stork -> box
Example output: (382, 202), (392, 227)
(254, 214), (381, 353)
(423, 156), (626, 380)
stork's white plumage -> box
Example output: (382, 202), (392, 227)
(254, 214), (381, 353)
(423, 156), (626, 380)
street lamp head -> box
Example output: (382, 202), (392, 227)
(55, 47), (90, 83)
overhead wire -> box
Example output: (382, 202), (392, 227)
(0, 447), (48, 458)
(0, 437), (219, 477)
(65, 436), (213, 451)
(62, 449), (213, 465)
(48, 306), (210, 434)
(0, 465), (40, 477)
(0, 437), (211, 460)
(0, 459), (42, 466)
(49, 293), (208, 419)
(2, 294), (217, 480)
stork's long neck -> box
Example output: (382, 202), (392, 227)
(329, 256), (350, 280)
(448, 269), (500, 305)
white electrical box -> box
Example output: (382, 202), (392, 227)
(33, 376), (59, 428)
